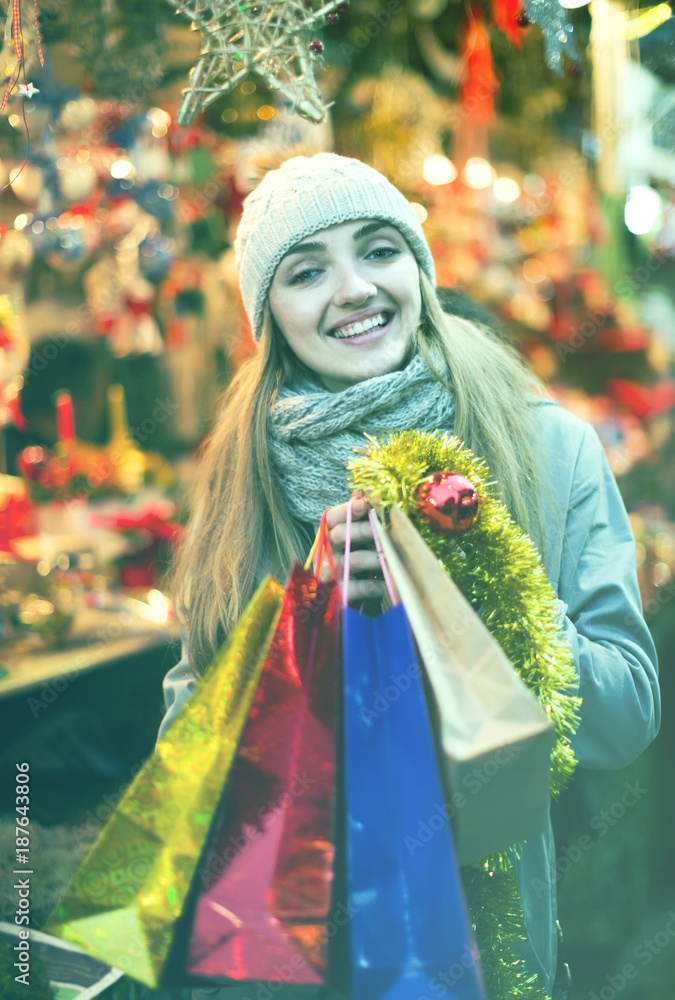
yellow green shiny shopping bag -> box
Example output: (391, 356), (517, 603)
(44, 576), (284, 987)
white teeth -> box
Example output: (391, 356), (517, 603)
(331, 313), (387, 339)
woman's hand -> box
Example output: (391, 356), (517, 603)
(324, 493), (386, 603)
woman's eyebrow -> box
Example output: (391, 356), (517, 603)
(281, 239), (327, 260)
(352, 221), (395, 241)
(281, 222), (397, 261)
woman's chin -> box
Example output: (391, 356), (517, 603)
(318, 361), (406, 391)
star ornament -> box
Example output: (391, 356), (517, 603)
(166, 0), (347, 126)
(18, 82), (40, 98)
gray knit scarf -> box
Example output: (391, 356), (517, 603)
(267, 353), (455, 526)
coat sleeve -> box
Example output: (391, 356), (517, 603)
(557, 423), (660, 769)
(156, 619), (198, 744)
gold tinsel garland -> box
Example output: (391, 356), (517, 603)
(349, 430), (581, 1000)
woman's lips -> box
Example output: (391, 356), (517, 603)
(328, 313), (393, 345)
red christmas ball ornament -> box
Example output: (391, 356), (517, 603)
(516, 10), (530, 26)
(309, 39), (323, 53)
(416, 473), (480, 533)
(18, 446), (49, 481)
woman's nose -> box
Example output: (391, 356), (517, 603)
(331, 265), (377, 307)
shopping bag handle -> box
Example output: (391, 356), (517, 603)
(342, 499), (353, 609)
(342, 499), (399, 609)
(304, 510), (336, 578)
(368, 507), (399, 607)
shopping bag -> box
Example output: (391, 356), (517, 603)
(342, 502), (484, 1000)
(187, 553), (341, 985)
(44, 576), (285, 987)
(370, 504), (554, 866)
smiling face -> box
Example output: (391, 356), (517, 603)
(268, 219), (423, 391)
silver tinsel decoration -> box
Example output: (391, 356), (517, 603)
(523, 0), (581, 76)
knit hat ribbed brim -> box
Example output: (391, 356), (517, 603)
(234, 153), (436, 339)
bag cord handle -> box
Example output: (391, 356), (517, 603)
(342, 498), (353, 609)
(368, 508), (399, 607)
(304, 510), (336, 577)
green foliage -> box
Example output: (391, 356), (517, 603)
(38, 0), (179, 100)
(350, 429), (581, 999)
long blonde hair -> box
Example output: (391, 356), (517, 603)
(172, 269), (548, 676)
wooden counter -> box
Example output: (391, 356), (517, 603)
(0, 603), (179, 701)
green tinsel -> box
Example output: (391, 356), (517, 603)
(349, 430), (581, 1000)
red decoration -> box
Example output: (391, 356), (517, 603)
(416, 473), (480, 533)
(1, 0), (44, 111)
(309, 40), (323, 53)
(516, 10), (530, 26)
(0, 493), (36, 553)
(7, 392), (27, 432)
(119, 564), (157, 588)
(56, 391), (75, 444)
(607, 379), (675, 420)
(492, 0), (525, 46)
(459, 9), (500, 125)
(91, 507), (183, 543)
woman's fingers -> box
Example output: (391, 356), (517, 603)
(321, 496), (386, 604)
(329, 519), (374, 548)
(334, 548), (381, 574)
(326, 505), (373, 550)
(322, 496), (384, 603)
(333, 548), (384, 602)
(345, 578), (386, 601)
(325, 496), (369, 528)
(318, 552), (384, 599)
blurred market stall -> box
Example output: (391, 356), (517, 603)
(1, 0), (675, 996)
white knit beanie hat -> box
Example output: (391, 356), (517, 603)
(234, 153), (436, 339)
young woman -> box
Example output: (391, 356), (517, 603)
(159, 153), (660, 1000)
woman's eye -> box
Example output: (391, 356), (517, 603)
(289, 267), (321, 285)
(366, 245), (400, 260)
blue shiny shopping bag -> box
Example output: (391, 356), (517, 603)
(342, 598), (484, 1000)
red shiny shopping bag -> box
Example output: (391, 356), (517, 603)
(187, 516), (341, 986)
